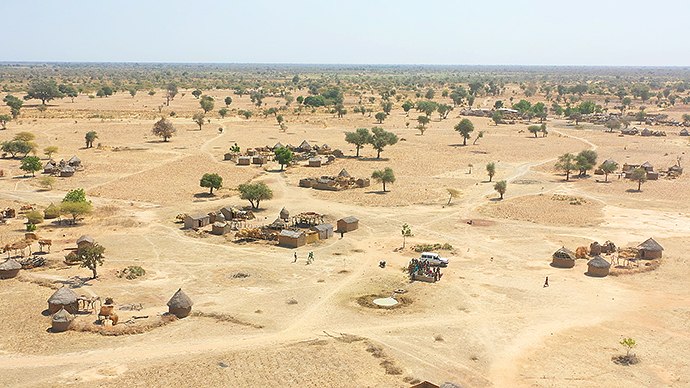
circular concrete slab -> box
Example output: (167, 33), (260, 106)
(372, 297), (398, 306)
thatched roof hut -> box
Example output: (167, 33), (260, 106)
(51, 307), (74, 332)
(48, 286), (79, 314)
(298, 140), (311, 150)
(637, 237), (663, 259)
(0, 259), (21, 279)
(338, 168), (351, 178)
(587, 256), (611, 277)
(589, 241), (602, 256)
(167, 288), (193, 318)
(279, 207), (290, 221)
(551, 247), (576, 268)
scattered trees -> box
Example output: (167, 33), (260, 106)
(238, 110), (253, 119)
(238, 182), (273, 209)
(2, 139), (35, 158)
(152, 118), (176, 141)
(20, 156), (42, 176)
(630, 168), (648, 191)
(4, 95), (23, 118)
(274, 147), (294, 170)
(193, 113), (205, 130)
(486, 162), (496, 182)
(575, 150), (597, 176)
(454, 118), (474, 146)
(494, 180), (507, 199)
(24, 80), (64, 104)
(200, 173), (223, 194)
(219, 108), (228, 118)
(85, 131), (98, 148)
(344, 128), (372, 157)
(372, 167), (395, 192)
(370, 127), (399, 159)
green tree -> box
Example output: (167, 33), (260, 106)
(219, 108), (228, 118)
(4, 95), (23, 118)
(64, 188), (88, 203)
(274, 147), (294, 170)
(239, 110), (253, 119)
(20, 156), (41, 176)
(512, 99), (532, 113)
(224, 96), (233, 106)
(128, 88), (137, 98)
(59, 84), (78, 102)
(2, 140), (34, 158)
(381, 101), (393, 114)
(25, 210), (43, 224)
(60, 201), (93, 224)
(630, 168), (647, 191)
(491, 110), (503, 125)
(192, 89), (202, 99)
(528, 125), (541, 138)
(682, 114), (690, 124)
(569, 111), (583, 125)
(555, 153), (576, 181)
(375, 112), (387, 124)
(372, 167), (395, 192)
(152, 117), (176, 141)
(193, 113), (205, 130)
(473, 130), (485, 145)
(417, 115), (430, 135)
(401, 102), (414, 114)
(577, 100), (596, 114)
(450, 88), (467, 106)
(369, 127), (398, 159)
(24, 80), (64, 104)
(165, 83), (178, 106)
(446, 188), (461, 205)
(200, 95), (214, 113)
(238, 182), (273, 209)
(417, 100), (438, 117)
(276, 114), (284, 125)
(43, 146), (58, 159)
(620, 337), (637, 358)
(599, 162), (617, 182)
(401, 223), (413, 249)
(73, 242), (105, 279)
(604, 119), (621, 132)
(486, 162), (496, 182)
(576, 150), (597, 176)
(345, 128), (372, 157)
(454, 118), (475, 146)
(85, 131), (98, 148)
(635, 110), (646, 124)
(424, 89), (435, 99)
(14, 132), (35, 142)
(494, 180), (507, 199)
(200, 173), (223, 194)
(437, 103), (452, 120)
(335, 103), (347, 118)
(38, 176), (56, 190)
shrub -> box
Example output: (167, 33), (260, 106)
(44, 204), (60, 219)
(26, 223), (36, 232)
(117, 265), (146, 280)
(25, 210), (43, 224)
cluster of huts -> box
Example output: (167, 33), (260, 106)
(299, 169), (370, 191)
(45, 286), (194, 333)
(595, 159), (682, 180)
(43, 156), (82, 177)
(551, 237), (663, 277)
(274, 209), (358, 248)
(225, 141), (344, 168)
(620, 127), (667, 137)
(183, 206), (255, 232)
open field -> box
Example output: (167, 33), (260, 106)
(1, 66), (690, 387)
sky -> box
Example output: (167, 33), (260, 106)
(2, 0), (688, 66)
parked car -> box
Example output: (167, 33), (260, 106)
(419, 252), (449, 267)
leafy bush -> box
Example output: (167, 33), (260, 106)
(26, 223), (36, 232)
(117, 265), (146, 280)
(25, 210), (43, 224)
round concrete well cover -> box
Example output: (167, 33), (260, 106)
(373, 297), (398, 306)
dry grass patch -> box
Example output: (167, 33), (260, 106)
(479, 193), (604, 226)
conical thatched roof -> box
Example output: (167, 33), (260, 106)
(553, 247), (575, 260)
(68, 156), (81, 164)
(587, 256), (611, 269)
(338, 168), (351, 178)
(48, 286), (78, 305)
(0, 259), (21, 271)
(638, 237), (663, 252)
(51, 307), (74, 322)
(279, 207), (290, 220)
(603, 158), (618, 166)
(167, 288), (193, 308)
(273, 142), (284, 149)
(641, 161), (654, 169)
(299, 140), (310, 149)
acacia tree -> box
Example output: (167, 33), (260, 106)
(61, 188), (92, 224)
(238, 182), (273, 209)
(528, 125), (541, 138)
(152, 118), (176, 141)
(417, 115), (430, 135)
(85, 131), (98, 148)
(4, 95), (23, 118)
(446, 188), (461, 205)
(0, 115), (11, 129)
(491, 110), (503, 125)
(555, 153), (576, 181)
(372, 167), (395, 192)
(192, 89), (202, 99)
(24, 80), (64, 104)
(375, 112), (387, 124)
(43, 146), (58, 159)
(494, 180), (507, 199)
(165, 83), (178, 106)
(345, 128), (372, 157)
(200, 173), (223, 194)
(599, 162), (617, 182)
(486, 162), (496, 182)
(576, 150), (597, 176)
(473, 130), (485, 145)
(454, 119), (474, 145)
(369, 127), (398, 159)
(193, 113), (205, 130)
(604, 119), (621, 132)
(200, 95), (214, 113)
(73, 243), (105, 279)
(630, 168), (648, 191)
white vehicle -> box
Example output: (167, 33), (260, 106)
(419, 252), (449, 267)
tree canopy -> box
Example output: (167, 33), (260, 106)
(372, 167), (395, 192)
(73, 243), (105, 279)
(85, 131), (98, 148)
(193, 113), (205, 130)
(20, 156), (41, 176)
(152, 118), (176, 141)
(200, 173), (223, 194)
(555, 153), (576, 181)
(238, 182), (273, 209)
(454, 119), (474, 146)
(486, 162), (496, 182)
(630, 168), (648, 191)
(345, 128), (372, 157)
(369, 127), (398, 159)
(494, 180), (507, 199)
(24, 80), (64, 104)
(274, 147), (294, 170)
(4, 95), (24, 118)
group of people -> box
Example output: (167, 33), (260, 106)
(408, 259), (443, 282)
(293, 251), (315, 264)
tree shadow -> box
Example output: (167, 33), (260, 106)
(359, 157), (390, 162)
(55, 276), (94, 289)
(447, 144), (468, 147)
(193, 192), (216, 198)
(470, 150), (489, 154)
(365, 190), (388, 195)
(625, 189), (642, 193)
(489, 197), (503, 202)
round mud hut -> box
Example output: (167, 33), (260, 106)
(551, 247), (576, 268)
(167, 288), (193, 318)
(47, 286), (79, 314)
(279, 207), (290, 222)
(51, 307), (74, 332)
(589, 241), (602, 256)
(637, 237), (663, 259)
(0, 259), (22, 279)
(587, 256), (611, 277)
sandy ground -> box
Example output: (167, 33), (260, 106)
(0, 90), (688, 387)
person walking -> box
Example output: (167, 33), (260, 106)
(543, 276), (549, 287)
(293, 252), (297, 263)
